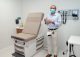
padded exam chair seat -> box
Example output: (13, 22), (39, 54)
(11, 33), (37, 42)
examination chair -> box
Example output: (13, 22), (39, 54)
(11, 12), (44, 57)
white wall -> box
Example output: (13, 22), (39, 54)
(22, 0), (80, 52)
(0, 0), (80, 54)
(0, 0), (22, 49)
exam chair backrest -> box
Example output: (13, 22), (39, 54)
(22, 12), (44, 35)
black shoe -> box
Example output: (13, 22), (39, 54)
(46, 54), (52, 57)
(54, 55), (57, 57)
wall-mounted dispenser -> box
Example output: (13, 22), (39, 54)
(15, 17), (23, 27)
(72, 9), (79, 20)
(15, 17), (21, 24)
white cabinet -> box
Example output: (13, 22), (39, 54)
(13, 36), (44, 57)
(24, 39), (36, 57)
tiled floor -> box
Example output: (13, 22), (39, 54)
(0, 45), (67, 57)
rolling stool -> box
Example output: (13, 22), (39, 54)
(63, 41), (68, 55)
(63, 41), (76, 57)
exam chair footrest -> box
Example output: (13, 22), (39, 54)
(12, 52), (25, 57)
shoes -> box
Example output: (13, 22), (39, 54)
(46, 54), (52, 57)
(54, 55), (57, 57)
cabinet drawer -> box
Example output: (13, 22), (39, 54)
(15, 44), (24, 49)
(15, 39), (25, 45)
(15, 49), (24, 55)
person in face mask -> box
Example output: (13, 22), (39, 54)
(44, 5), (57, 24)
(50, 8), (56, 14)
(44, 5), (62, 57)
